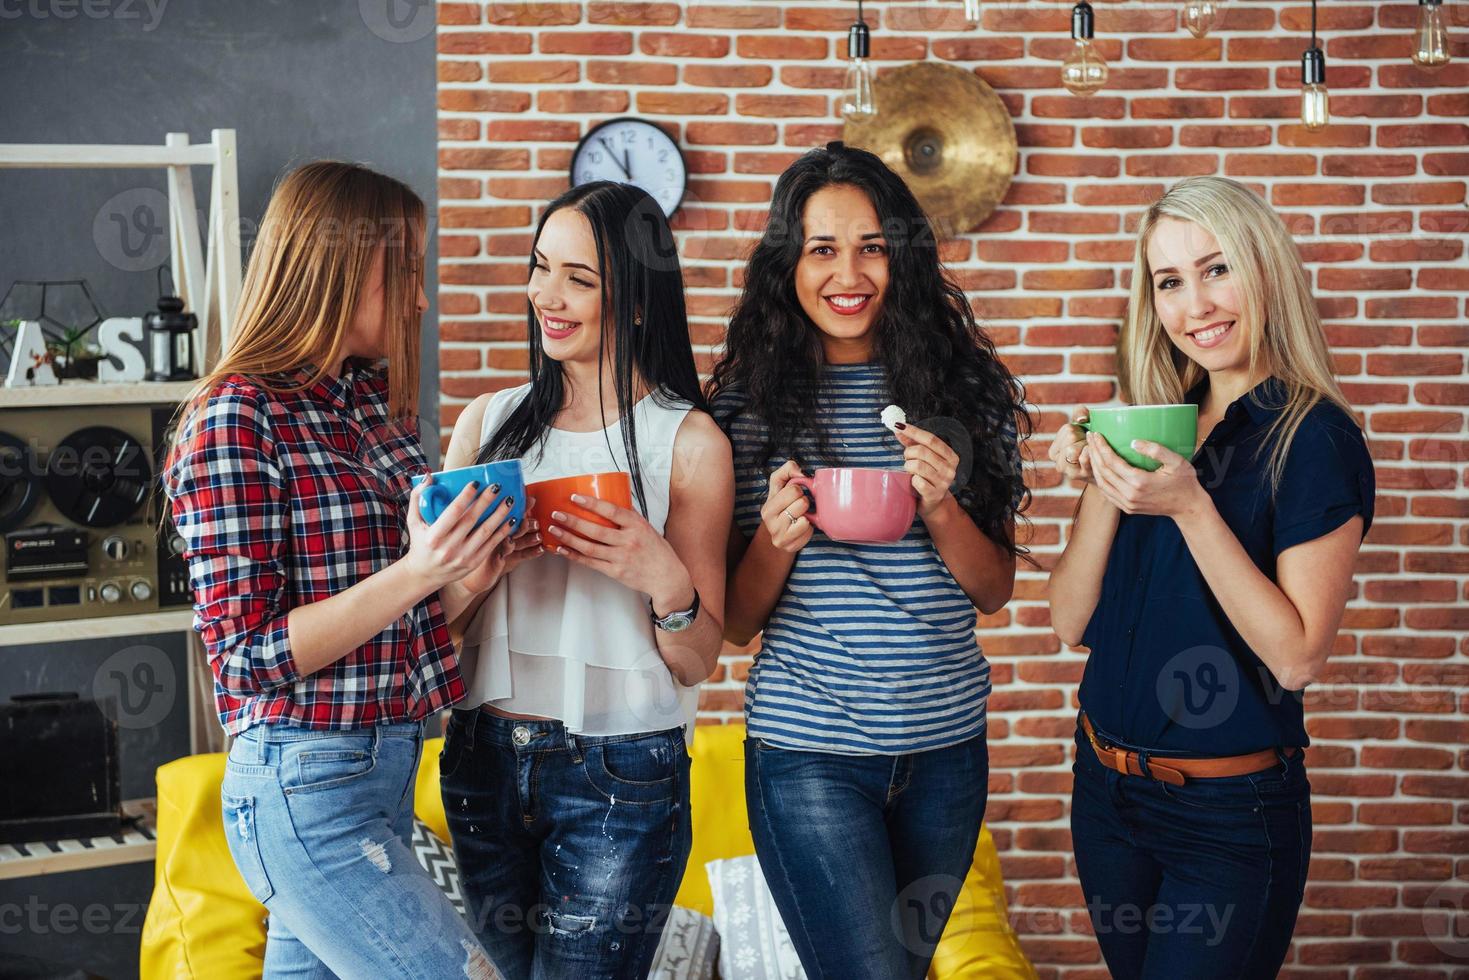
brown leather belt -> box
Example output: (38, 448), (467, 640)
(1080, 713), (1299, 787)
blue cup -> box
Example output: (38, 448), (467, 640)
(410, 459), (525, 533)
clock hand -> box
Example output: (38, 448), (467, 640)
(622, 147), (633, 179)
(598, 137), (631, 179)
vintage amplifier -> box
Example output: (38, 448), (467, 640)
(0, 403), (192, 626)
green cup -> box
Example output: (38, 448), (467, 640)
(1076, 404), (1198, 472)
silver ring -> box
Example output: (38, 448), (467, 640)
(784, 509), (797, 526)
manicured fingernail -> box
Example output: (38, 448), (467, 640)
(894, 422), (906, 430)
(1130, 440), (1142, 450)
(551, 510), (567, 522)
(488, 483), (500, 495)
(469, 481), (479, 490)
(570, 493), (586, 504)
(532, 533), (542, 544)
(505, 496), (514, 506)
(548, 526), (562, 536)
(556, 547), (568, 555)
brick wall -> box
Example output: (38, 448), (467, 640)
(434, 1), (1469, 974)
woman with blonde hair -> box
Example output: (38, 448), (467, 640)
(163, 161), (514, 978)
(1047, 175), (1374, 979)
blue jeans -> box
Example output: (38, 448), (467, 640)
(440, 708), (692, 980)
(220, 720), (499, 980)
(1070, 724), (1311, 980)
(745, 732), (989, 980)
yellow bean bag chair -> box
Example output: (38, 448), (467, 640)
(142, 723), (1034, 980)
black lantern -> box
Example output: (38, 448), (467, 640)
(144, 266), (196, 382)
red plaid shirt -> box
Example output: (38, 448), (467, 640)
(163, 357), (464, 735)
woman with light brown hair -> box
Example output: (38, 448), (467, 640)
(163, 162), (518, 978)
(1047, 175), (1374, 979)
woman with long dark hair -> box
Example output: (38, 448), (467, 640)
(1049, 176), (1374, 979)
(707, 142), (1029, 979)
(439, 180), (733, 979)
(162, 162), (504, 978)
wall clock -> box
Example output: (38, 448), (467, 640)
(569, 117), (687, 219)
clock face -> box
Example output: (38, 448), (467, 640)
(570, 118), (687, 219)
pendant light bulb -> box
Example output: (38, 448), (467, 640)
(964, 0), (982, 30)
(1412, 0), (1452, 71)
(1301, 47), (1329, 131)
(1061, 1), (1108, 96)
(842, 2), (876, 121)
(1182, 0), (1221, 38)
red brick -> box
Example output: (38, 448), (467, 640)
(1026, 155), (1120, 178)
(436, 31), (533, 54)
(932, 37), (1025, 61)
(1179, 124), (1271, 147)
(1425, 151), (1469, 175)
(1225, 153), (1317, 177)
(637, 92), (728, 116)
(685, 123), (778, 147)
(1131, 97), (1225, 119)
(641, 32), (728, 58)
(1380, 124), (1469, 148)
(537, 90), (628, 114)
(1279, 124), (1373, 148)
(686, 64), (773, 88)
(686, 4), (779, 28)
(438, 148), (532, 171)
(586, 60), (676, 86)
(437, 90), (531, 113)
(487, 120), (578, 141)
(437, 61), (481, 83)
(485, 2), (581, 26)
(1025, 96), (1123, 120)
(1176, 67), (1270, 90)
(486, 59), (578, 83)
(539, 31), (633, 55)
(736, 35), (826, 60)
(587, 1), (680, 25)
(735, 94), (828, 118)
(1127, 37), (1222, 61)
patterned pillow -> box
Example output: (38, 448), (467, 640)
(410, 819), (466, 916)
(412, 820), (718, 979)
(707, 854), (807, 980)
(649, 905), (720, 980)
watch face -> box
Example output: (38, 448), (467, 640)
(571, 118), (687, 218)
(660, 613), (693, 632)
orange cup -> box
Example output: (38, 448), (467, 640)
(526, 471), (633, 536)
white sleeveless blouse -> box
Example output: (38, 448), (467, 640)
(456, 383), (702, 745)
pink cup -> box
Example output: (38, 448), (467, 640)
(789, 467), (918, 544)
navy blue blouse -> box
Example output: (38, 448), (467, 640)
(1078, 377), (1375, 756)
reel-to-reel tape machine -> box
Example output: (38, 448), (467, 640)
(0, 404), (193, 626)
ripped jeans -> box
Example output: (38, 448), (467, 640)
(221, 720), (500, 980)
(440, 707), (692, 980)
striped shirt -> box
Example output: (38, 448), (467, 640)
(717, 362), (1019, 755)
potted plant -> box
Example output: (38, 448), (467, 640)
(47, 326), (103, 381)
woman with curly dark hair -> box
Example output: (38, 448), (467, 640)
(707, 142), (1029, 979)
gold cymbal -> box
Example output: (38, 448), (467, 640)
(844, 62), (1017, 236)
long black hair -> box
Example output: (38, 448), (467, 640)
(707, 142), (1030, 556)
(474, 181), (707, 515)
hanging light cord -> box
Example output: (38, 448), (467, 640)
(1311, 0), (1318, 48)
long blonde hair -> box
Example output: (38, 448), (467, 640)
(162, 162), (426, 514)
(1118, 175), (1354, 490)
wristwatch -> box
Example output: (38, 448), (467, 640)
(650, 589), (700, 632)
